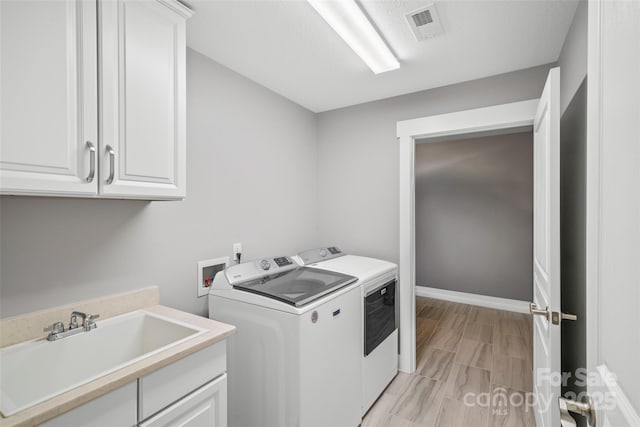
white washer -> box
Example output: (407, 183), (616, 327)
(295, 247), (398, 415)
(209, 255), (362, 427)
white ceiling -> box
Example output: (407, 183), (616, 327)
(186, 0), (578, 112)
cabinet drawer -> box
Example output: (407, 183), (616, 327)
(41, 381), (137, 427)
(139, 341), (226, 420)
(139, 374), (227, 427)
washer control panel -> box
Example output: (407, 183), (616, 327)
(297, 246), (345, 265)
(273, 256), (293, 267)
(225, 256), (297, 284)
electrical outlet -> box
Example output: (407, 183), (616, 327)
(233, 243), (242, 259)
(197, 257), (229, 297)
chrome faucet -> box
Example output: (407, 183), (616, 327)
(69, 311), (86, 330)
(44, 311), (100, 341)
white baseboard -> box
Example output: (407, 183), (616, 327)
(597, 365), (640, 427)
(415, 286), (530, 314)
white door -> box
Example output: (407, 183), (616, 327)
(99, 0), (189, 200)
(140, 375), (227, 427)
(531, 67), (561, 427)
(0, 0), (98, 196)
(583, 1), (640, 426)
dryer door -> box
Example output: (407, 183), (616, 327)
(365, 280), (396, 356)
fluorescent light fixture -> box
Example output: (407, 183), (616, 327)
(307, 0), (400, 74)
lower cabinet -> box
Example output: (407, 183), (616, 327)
(139, 375), (227, 427)
(138, 340), (226, 420)
(40, 343), (227, 427)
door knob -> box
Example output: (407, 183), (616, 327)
(550, 310), (578, 325)
(559, 396), (596, 427)
(530, 303), (577, 325)
(529, 303), (550, 320)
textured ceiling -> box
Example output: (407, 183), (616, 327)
(186, 0), (578, 112)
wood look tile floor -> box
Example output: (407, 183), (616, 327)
(362, 297), (535, 427)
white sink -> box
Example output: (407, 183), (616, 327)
(0, 310), (206, 417)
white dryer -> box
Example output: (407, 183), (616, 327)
(295, 247), (398, 415)
(209, 255), (362, 427)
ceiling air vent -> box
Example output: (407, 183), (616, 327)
(405, 4), (444, 41)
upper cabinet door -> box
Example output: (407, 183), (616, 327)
(99, 0), (191, 200)
(0, 0), (98, 196)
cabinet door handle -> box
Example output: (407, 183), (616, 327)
(106, 145), (115, 185)
(85, 141), (96, 182)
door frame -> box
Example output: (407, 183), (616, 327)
(585, 0), (640, 425)
(396, 99), (540, 373)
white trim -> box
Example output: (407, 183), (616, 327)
(397, 99), (539, 138)
(396, 99), (539, 374)
(415, 286), (530, 314)
(398, 135), (416, 374)
(157, 0), (194, 19)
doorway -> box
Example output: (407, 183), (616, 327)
(414, 130), (533, 303)
(396, 99), (540, 374)
(379, 111), (539, 426)
(397, 68), (565, 425)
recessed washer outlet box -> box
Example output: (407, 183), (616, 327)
(405, 4), (444, 41)
(197, 257), (229, 297)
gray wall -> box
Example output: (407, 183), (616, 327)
(414, 132), (533, 301)
(0, 49), (571, 317)
(316, 64), (553, 265)
(556, 1), (588, 420)
(560, 78), (587, 420)
(558, 0), (587, 115)
(0, 49), (318, 318)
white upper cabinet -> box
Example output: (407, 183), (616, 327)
(0, 0), (191, 200)
(0, 0), (98, 196)
(99, 0), (190, 199)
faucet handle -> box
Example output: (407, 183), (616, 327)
(84, 313), (100, 331)
(44, 321), (65, 334)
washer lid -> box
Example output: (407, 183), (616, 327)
(310, 255), (397, 282)
(232, 267), (357, 307)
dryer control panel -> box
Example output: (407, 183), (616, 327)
(225, 256), (298, 285)
(297, 246), (345, 265)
